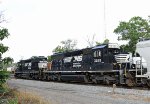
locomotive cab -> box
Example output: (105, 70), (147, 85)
(14, 56), (47, 79)
(92, 43), (121, 71)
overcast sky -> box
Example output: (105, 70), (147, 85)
(0, 0), (150, 62)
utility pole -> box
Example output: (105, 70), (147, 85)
(104, 0), (106, 39)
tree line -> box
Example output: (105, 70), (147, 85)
(52, 16), (150, 56)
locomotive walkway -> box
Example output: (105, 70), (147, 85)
(7, 78), (150, 104)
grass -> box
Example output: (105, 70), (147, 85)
(14, 90), (49, 104)
(0, 84), (50, 104)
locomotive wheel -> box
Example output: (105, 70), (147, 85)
(105, 78), (110, 85)
(31, 75), (35, 80)
(47, 76), (51, 81)
(52, 75), (58, 81)
(29, 74), (33, 80)
(57, 74), (62, 82)
(126, 79), (135, 87)
(84, 75), (89, 83)
(92, 79), (98, 84)
(146, 80), (150, 87)
(84, 74), (91, 83)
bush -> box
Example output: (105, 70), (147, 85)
(0, 71), (10, 95)
(0, 71), (10, 87)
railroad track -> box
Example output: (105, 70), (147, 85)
(13, 76), (150, 91)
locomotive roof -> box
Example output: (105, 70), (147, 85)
(51, 43), (119, 60)
(51, 52), (64, 60)
(92, 45), (107, 50)
(18, 56), (47, 63)
(92, 43), (120, 50)
(51, 44), (108, 58)
(64, 49), (83, 56)
(51, 49), (83, 59)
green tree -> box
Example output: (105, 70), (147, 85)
(53, 45), (65, 53)
(53, 39), (77, 53)
(2, 57), (14, 70)
(3, 57), (13, 65)
(114, 16), (150, 53)
(47, 56), (52, 62)
(103, 39), (109, 44)
(96, 39), (109, 45)
(0, 13), (12, 87)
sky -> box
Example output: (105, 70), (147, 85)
(0, 0), (150, 62)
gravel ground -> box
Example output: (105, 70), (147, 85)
(7, 78), (150, 104)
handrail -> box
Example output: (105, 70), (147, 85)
(135, 57), (143, 76)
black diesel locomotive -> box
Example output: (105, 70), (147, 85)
(15, 44), (148, 86)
